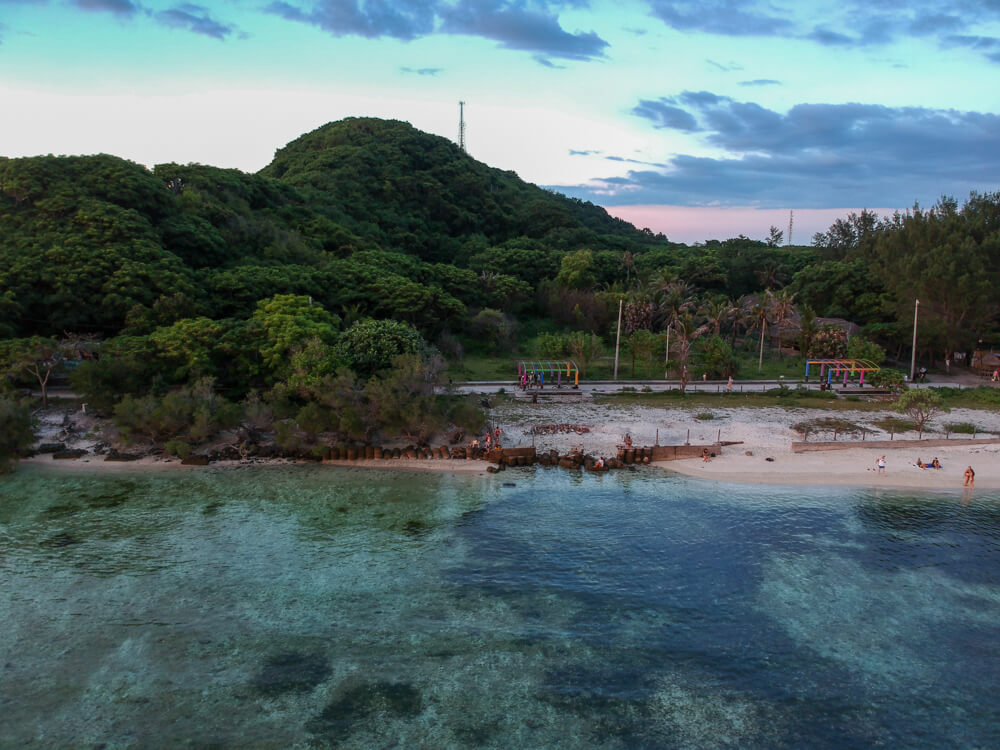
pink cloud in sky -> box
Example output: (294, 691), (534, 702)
(605, 205), (901, 246)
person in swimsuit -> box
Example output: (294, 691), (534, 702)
(964, 466), (975, 487)
(877, 455), (886, 474)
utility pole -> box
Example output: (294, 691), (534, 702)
(910, 298), (920, 382)
(613, 299), (623, 381)
(787, 210), (794, 246)
(458, 101), (466, 152)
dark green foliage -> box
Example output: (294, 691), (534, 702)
(336, 319), (424, 378)
(0, 397), (34, 472)
(694, 335), (738, 378)
(113, 378), (241, 445)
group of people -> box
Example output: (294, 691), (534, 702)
(877, 454), (976, 486)
(520, 371), (544, 390)
(470, 427), (503, 451)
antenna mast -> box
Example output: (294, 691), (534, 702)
(458, 101), (466, 152)
(787, 209), (794, 246)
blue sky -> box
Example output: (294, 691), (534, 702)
(1, 0), (997, 243)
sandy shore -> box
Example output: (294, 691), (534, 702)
(18, 400), (1000, 490)
(664, 444), (999, 489)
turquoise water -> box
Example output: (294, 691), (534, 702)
(1, 466), (998, 748)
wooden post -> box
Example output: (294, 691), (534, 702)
(686, 428), (690, 446)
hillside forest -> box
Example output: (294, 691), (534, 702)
(1, 117), (998, 463)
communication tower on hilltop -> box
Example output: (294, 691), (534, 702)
(787, 210), (794, 246)
(458, 101), (466, 152)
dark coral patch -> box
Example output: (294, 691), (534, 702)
(306, 680), (422, 743)
(251, 651), (332, 697)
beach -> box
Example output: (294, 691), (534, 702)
(19, 399), (1000, 490)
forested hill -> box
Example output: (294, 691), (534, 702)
(0, 117), (665, 339)
(260, 117), (655, 261)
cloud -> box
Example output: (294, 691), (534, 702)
(440, 0), (608, 60)
(648, 0), (794, 37)
(738, 79), (781, 87)
(155, 4), (238, 39)
(644, 0), (1000, 64)
(264, 0), (435, 41)
(73, 0), (140, 15)
(549, 91), (1000, 209)
(706, 58), (742, 72)
(265, 0), (608, 60)
(632, 98), (699, 130)
(400, 66), (442, 75)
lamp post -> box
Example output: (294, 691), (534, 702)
(910, 298), (920, 382)
(613, 299), (623, 381)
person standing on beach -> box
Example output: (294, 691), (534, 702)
(876, 455), (886, 474)
(964, 466), (975, 487)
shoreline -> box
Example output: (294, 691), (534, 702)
(16, 445), (999, 492)
(15, 401), (1000, 492)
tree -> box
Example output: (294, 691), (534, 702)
(846, 336), (885, 365)
(694, 335), (738, 378)
(769, 289), (796, 351)
(0, 397), (34, 472)
(0, 337), (66, 408)
(896, 389), (948, 439)
(567, 331), (602, 378)
(252, 295), (341, 381)
(866, 195), (998, 363)
(625, 329), (659, 378)
(767, 225), (784, 247)
(336, 319), (425, 378)
(555, 249), (597, 290)
(669, 312), (707, 390)
(743, 293), (773, 373)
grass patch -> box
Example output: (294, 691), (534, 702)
(695, 412), (715, 420)
(943, 421), (979, 436)
(792, 417), (867, 440)
(872, 416), (917, 434)
(931, 386), (1000, 410)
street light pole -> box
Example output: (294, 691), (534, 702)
(910, 298), (920, 382)
(613, 299), (623, 381)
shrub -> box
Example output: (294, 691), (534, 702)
(695, 412), (715, 420)
(896, 389), (949, 438)
(164, 439), (192, 458)
(0, 397), (34, 473)
(943, 422), (978, 436)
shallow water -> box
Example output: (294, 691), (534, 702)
(1, 465), (998, 748)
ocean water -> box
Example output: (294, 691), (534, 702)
(1, 465), (998, 749)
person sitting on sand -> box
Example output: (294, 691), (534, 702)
(932, 457), (941, 469)
(701, 448), (712, 462)
(964, 466), (975, 487)
(916, 458), (926, 469)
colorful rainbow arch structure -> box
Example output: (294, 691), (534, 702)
(805, 358), (882, 386)
(516, 360), (580, 387)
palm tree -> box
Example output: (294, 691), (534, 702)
(699, 297), (738, 337)
(649, 278), (696, 367)
(744, 292), (774, 374)
(770, 289), (797, 352)
(670, 312), (709, 392)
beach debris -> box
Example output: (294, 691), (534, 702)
(765, 457), (775, 462)
(529, 424), (591, 435)
(745, 451), (753, 456)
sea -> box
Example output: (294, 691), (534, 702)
(1, 465), (998, 748)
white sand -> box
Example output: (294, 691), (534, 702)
(21, 400), (1000, 489)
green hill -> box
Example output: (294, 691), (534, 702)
(0, 118), (661, 338)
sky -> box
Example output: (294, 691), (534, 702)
(1, 0), (998, 245)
